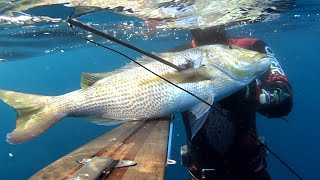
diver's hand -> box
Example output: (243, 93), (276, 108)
(259, 88), (290, 105)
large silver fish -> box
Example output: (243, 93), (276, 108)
(0, 44), (270, 144)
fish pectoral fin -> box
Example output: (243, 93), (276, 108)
(162, 67), (211, 83)
(191, 96), (214, 119)
(189, 96), (214, 139)
(81, 72), (110, 89)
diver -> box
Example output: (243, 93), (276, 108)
(176, 26), (293, 180)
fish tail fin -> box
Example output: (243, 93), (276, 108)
(0, 89), (65, 144)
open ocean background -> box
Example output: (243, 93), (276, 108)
(0, 0), (320, 179)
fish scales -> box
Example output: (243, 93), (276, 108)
(62, 61), (211, 120)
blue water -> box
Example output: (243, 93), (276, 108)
(0, 1), (320, 179)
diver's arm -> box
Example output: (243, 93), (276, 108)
(254, 44), (293, 118)
(255, 72), (293, 118)
(228, 38), (293, 118)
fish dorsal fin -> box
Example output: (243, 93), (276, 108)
(189, 96), (214, 139)
(81, 52), (173, 89)
(81, 72), (112, 89)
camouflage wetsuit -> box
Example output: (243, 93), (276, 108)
(181, 37), (293, 180)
